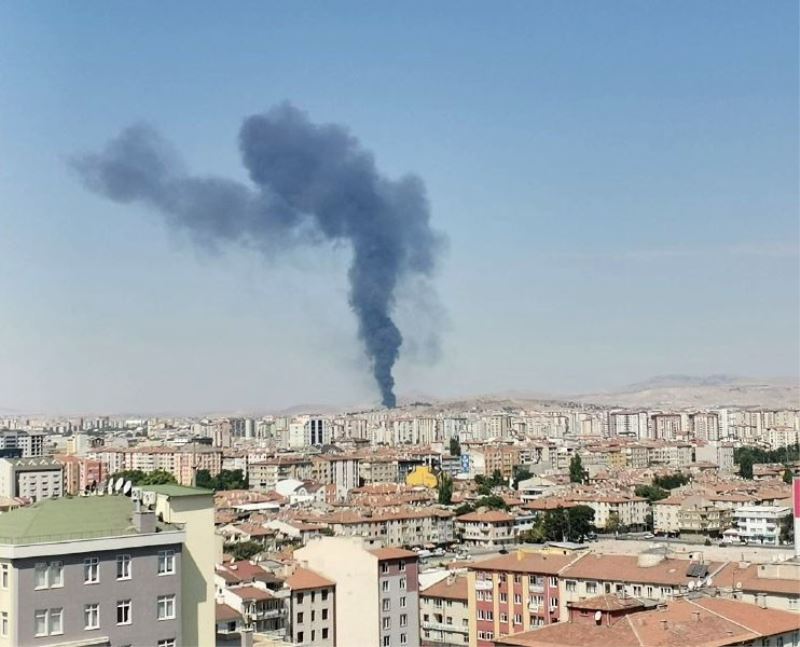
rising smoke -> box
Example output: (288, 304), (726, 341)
(73, 103), (443, 408)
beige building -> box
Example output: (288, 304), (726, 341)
(420, 574), (469, 646)
(286, 566), (336, 646)
(568, 494), (648, 529)
(455, 511), (516, 548)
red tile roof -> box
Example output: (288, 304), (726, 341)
(286, 567), (335, 591)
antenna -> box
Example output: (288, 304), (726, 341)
(122, 480), (132, 496)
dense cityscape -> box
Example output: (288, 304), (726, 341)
(0, 389), (797, 646)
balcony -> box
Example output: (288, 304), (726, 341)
(529, 584), (544, 593)
(422, 621), (468, 634)
(475, 580), (493, 591)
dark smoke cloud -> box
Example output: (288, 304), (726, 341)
(73, 103), (443, 408)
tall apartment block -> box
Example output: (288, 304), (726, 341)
(296, 537), (421, 647)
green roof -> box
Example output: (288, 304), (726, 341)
(144, 484), (213, 498)
(0, 495), (172, 544)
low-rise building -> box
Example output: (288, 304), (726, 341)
(456, 511), (515, 548)
(0, 457), (63, 502)
(420, 573), (469, 646)
(732, 505), (792, 545)
(286, 566), (336, 646)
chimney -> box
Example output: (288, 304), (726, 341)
(133, 509), (156, 534)
(240, 627), (254, 647)
(660, 620), (668, 630)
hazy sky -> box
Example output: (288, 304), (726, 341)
(1, 1), (797, 414)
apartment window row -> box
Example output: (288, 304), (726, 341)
(33, 608), (63, 637)
(476, 590), (493, 602)
(295, 608), (329, 624)
(78, 550), (175, 585)
(63, 595), (177, 633)
(477, 609), (494, 621)
(296, 628), (329, 643)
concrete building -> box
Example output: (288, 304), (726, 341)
(420, 573), (469, 646)
(0, 494), (186, 647)
(732, 505), (792, 546)
(0, 431), (45, 458)
(0, 458), (63, 502)
(286, 566), (336, 646)
(295, 537), (421, 647)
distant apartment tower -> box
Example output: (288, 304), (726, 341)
(607, 412), (648, 439)
(0, 458), (63, 502)
(305, 417), (331, 446)
(296, 537), (421, 647)
(650, 414), (682, 440)
(690, 412), (720, 441)
(0, 430), (45, 458)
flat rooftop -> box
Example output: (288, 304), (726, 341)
(0, 495), (181, 545)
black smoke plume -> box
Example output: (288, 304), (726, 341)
(73, 103), (442, 408)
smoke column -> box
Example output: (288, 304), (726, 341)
(73, 103), (442, 408)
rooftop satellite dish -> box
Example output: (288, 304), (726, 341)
(705, 577), (713, 587)
(115, 477), (124, 493)
(107, 480), (114, 495)
(687, 581), (695, 591)
(123, 480), (132, 496)
(594, 611), (602, 623)
(735, 581), (742, 590)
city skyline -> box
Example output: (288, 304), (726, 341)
(1, 2), (798, 413)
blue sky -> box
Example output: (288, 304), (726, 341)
(0, 1), (797, 413)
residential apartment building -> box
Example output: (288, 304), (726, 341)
(0, 494), (186, 647)
(557, 552), (727, 620)
(732, 505), (792, 545)
(0, 458), (63, 502)
(286, 566), (336, 646)
(316, 507), (454, 547)
(568, 494), (648, 530)
(455, 511), (515, 548)
(466, 551), (581, 647)
(295, 537), (421, 647)
(0, 430), (45, 458)
(420, 574), (469, 646)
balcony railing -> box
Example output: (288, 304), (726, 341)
(422, 621), (468, 634)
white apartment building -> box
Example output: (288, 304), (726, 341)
(0, 458), (63, 501)
(732, 505), (791, 546)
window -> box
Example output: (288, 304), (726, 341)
(50, 562), (63, 588)
(514, 574), (522, 583)
(1, 564), (8, 589)
(84, 604), (100, 630)
(117, 600), (132, 625)
(399, 560), (406, 571)
(400, 577), (406, 590)
(35, 610), (48, 637)
(381, 562), (389, 574)
(311, 630), (315, 642)
(311, 610), (316, 622)
(382, 580), (389, 592)
(321, 590), (328, 601)
(35, 563), (48, 589)
(514, 594), (522, 604)
(322, 628), (328, 639)
(157, 595), (176, 620)
(400, 596), (406, 608)
(49, 608), (63, 635)
(117, 554), (132, 580)
(549, 576), (558, 587)
(84, 557), (99, 584)
(500, 613), (508, 622)
(157, 641), (176, 647)
(383, 637), (390, 647)
(400, 633), (407, 644)
(322, 608), (328, 620)
(0, 611), (6, 637)
(500, 592), (508, 602)
(297, 611), (304, 624)
(297, 592), (304, 604)
(382, 599), (390, 611)
(400, 613), (407, 627)
(566, 580), (576, 592)
(550, 597), (558, 609)
(297, 632), (304, 643)
(514, 613), (522, 624)
(158, 550), (175, 575)
(382, 617), (390, 630)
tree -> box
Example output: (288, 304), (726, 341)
(473, 495), (509, 510)
(569, 454), (587, 484)
(782, 467), (793, 485)
(491, 469), (504, 486)
(520, 517), (547, 543)
(779, 515), (793, 544)
(739, 455), (754, 480)
(449, 438), (461, 457)
(605, 511), (621, 534)
(194, 469), (247, 491)
(567, 505), (595, 542)
(513, 467), (533, 489)
(652, 473), (690, 490)
(224, 540), (262, 561)
(543, 507), (569, 542)
(109, 469), (176, 486)
(634, 484), (669, 503)
(438, 473), (453, 505)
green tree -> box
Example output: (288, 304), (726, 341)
(473, 495), (509, 510)
(739, 455), (754, 480)
(782, 467), (793, 485)
(449, 438), (461, 457)
(634, 484), (669, 503)
(512, 467), (533, 489)
(569, 454), (587, 484)
(779, 516), (794, 544)
(543, 508), (569, 542)
(605, 511), (621, 533)
(520, 517), (547, 543)
(438, 473), (454, 505)
(567, 505), (596, 542)
(491, 469), (504, 486)
(224, 541), (262, 561)
(109, 469), (176, 486)
(652, 472), (690, 490)
(195, 469), (214, 489)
